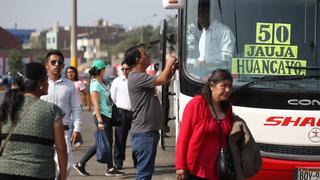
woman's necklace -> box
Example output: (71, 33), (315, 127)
(211, 104), (225, 120)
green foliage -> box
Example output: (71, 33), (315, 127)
(167, 15), (177, 34)
(108, 30), (141, 55)
(7, 50), (23, 75)
(101, 15), (177, 63)
(33, 52), (46, 65)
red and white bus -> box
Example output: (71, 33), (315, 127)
(162, 0), (320, 179)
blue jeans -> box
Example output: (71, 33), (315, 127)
(131, 131), (159, 180)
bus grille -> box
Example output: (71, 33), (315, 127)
(259, 143), (320, 156)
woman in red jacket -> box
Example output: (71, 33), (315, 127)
(176, 69), (234, 180)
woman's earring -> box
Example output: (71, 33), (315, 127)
(39, 86), (43, 90)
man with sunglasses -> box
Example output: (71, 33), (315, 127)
(110, 61), (136, 170)
(41, 50), (82, 179)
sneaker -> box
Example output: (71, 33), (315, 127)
(164, 133), (170, 138)
(105, 167), (125, 176)
(165, 126), (170, 133)
(74, 142), (82, 148)
(115, 161), (123, 170)
(115, 164), (123, 170)
(73, 162), (90, 176)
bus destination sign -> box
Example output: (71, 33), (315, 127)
(232, 22), (307, 76)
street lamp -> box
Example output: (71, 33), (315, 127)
(141, 14), (157, 43)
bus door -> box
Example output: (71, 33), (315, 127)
(160, 19), (177, 150)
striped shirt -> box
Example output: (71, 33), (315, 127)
(41, 76), (82, 132)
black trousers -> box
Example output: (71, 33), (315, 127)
(79, 115), (114, 169)
(114, 108), (133, 165)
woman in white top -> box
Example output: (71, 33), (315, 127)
(65, 66), (92, 111)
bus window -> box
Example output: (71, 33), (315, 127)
(185, 0), (235, 81)
(184, 0), (320, 91)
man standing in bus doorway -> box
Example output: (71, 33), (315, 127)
(110, 60), (137, 170)
(124, 46), (178, 180)
(41, 50), (82, 179)
(195, 0), (235, 78)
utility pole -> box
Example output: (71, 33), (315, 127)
(70, 0), (77, 67)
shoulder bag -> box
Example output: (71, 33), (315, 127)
(208, 104), (236, 180)
(98, 81), (121, 127)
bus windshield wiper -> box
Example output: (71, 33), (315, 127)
(232, 74), (320, 95)
(250, 75), (320, 81)
(286, 66), (320, 71)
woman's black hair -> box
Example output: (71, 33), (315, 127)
(88, 67), (105, 77)
(0, 62), (47, 124)
(65, 66), (79, 81)
(124, 45), (141, 67)
(201, 69), (233, 113)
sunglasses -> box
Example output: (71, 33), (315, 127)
(50, 60), (64, 66)
(121, 67), (131, 71)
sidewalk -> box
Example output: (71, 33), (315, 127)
(69, 109), (176, 180)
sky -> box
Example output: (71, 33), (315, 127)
(0, 0), (177, 31)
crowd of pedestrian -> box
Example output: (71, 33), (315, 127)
(0, 46), (178, 180)
(0, 45), (260, 180)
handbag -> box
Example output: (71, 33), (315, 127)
(98, 80), (121, 127)
(111, 104), (121, 127)
(95, 129), (111, 163)
(208, 104), (236, 180)
(217, 140), (236, 180)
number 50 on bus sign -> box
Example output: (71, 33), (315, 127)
(256, 22), (291, 45)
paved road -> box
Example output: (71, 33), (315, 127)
(69, 108), (176, 180)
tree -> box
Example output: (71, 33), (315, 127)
(100, 15), (177, 63)
(33, 52), (46, 65)
(7, 50), (23, 75)
(167, 15), (177, 35)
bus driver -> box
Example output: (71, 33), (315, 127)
(188, 0), (235, 79)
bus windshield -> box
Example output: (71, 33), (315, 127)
(184, 0), (320, 90)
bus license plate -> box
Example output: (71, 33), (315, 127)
(296, 168), (320, 180)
